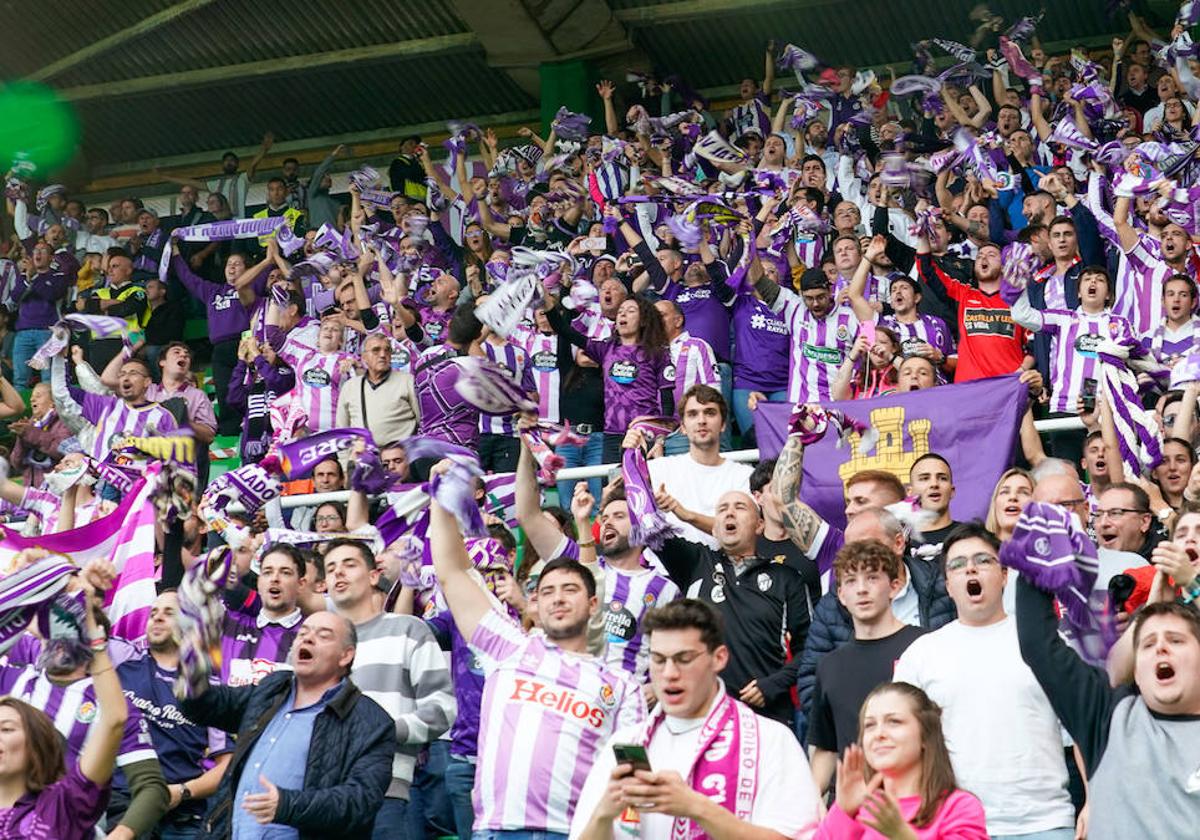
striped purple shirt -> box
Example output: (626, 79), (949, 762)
(512, 326), (562, 424)
(601, 562), (680, 680)
(1143, 317), (1200, 368)
(666, 332), (720, 408)
(774, 290), (859, 403)
(882, 313), (956, 361)
(468, 609), (646, 832)
(479, 339), (536, 437)
(1041, 309), (1136, 414)
(414, 345), (481, 447)
(79, 391), (179, 461)
(0, 660), (156, 771)
(220, 605), (302, 687)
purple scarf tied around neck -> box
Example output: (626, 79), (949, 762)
(622, 417), (681, 551)
(1000, 502), (1117, 666)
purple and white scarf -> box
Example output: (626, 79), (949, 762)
(519, 421), (588, 485)
(173, 548), (231, 700)
(162, 216), (303, 281)
(28, 315), (127, 370)
(0, 555), (77, 656)
(622, 417), (681, 550)
(1095, 338), (1163, 477)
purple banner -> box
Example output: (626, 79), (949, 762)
(756, 374), (1028, 530)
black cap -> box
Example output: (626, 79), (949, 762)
(799, 267), (831, 291)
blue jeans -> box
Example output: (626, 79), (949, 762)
(12, 328), (50, 389)
(158, 824), (202, 840)
(732, 387), (788, 443)
(556, 431), (604, 513)
(473, 832), (567, 840)
(409, 741), (455, 840)
(373, 796), (410, 840)
(445, 755), (477, 840)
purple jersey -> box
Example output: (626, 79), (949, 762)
(115, 651), (229, 817)
(172, 255), (250, 343)
(663, 281), (732, 361)
(220, 604), (302, 687)
(582, 340), (670, 434)
(882, 313), (956, 360)
(79, 391), (179, 461)
(730, 293), (791, 391)
(414, 345), (482, 447)
(0, 764), (108, 840)
(468, 608), (646, 833)
(666, 333), (720, 408)
(418, 303), (454, 344)
(429, 610), (485, 758)
(0, 660), (156, 772)
(479, 339), (536, 436)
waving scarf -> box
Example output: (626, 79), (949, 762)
(0, 555), (77, 656)
(173, 548), (232, 700)
(1095, 338), (1163, 477)
(520, 421), (588, 485)
(622, 417), (681, 551)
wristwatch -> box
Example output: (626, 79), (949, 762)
(180, 783), (193, 802)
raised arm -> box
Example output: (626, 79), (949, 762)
(771, 430), (831, 555)
(77, 561), (129, 785)
(515, 436), (575, 558)
(428, 494), (494, 642)
(847, 236), (884, 323)
(1111, 196), (1141, 254)
(246, 131), (274, 183)
(597, 80), (619, 135)
(762, 40), (776, 95)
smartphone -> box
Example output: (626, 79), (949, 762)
(581, 236), (607, 250)
(1081, 378), (1097, 413)
(612, 744), (652, 772)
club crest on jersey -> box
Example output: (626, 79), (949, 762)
(836, 324), (850, 342)
(76, 701), (97, 724)
(643, 592), (658, 606)
(757, 573), (772, 592)
(598, 682), (617, 709)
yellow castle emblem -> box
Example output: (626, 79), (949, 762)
(837, 406), (931, 487)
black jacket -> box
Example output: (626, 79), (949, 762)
(796, 556), (956, 718)
(181, 669), (394, 840)
(658, 537), (810, 726)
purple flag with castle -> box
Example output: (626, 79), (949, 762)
(756, 374), (1028, 530)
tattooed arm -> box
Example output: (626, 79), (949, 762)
(770, 432), (828, 554)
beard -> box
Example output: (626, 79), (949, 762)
(543, 614), (589, 641)
(601, 532), (631, 557)
(37, 637), (92, 678)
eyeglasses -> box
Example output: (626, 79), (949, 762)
(1091, 507), (1148, 522)
(1057, 498), (1088, 509)
(315, 515), (343, 526)
(945, 553), (999, 573)
(648, 649), (709, 669)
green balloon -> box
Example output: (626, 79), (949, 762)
(0, 82), (79, 174)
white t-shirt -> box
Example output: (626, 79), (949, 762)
(893, 617), (1075, 835)
(569, 692), (820, 840)
(647, 454), (754, 548)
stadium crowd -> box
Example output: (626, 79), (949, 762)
(2, 3), (1200, 839)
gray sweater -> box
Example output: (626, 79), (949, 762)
(351, 612), (456, 799)
(1016, 578), (1200, 839)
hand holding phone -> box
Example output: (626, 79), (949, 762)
(612, 744), (652, 773)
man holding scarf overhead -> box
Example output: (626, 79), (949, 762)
(570, 599), (821, 840)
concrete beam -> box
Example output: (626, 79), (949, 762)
(28, 0), (216, 81)
(56, 33), (479, 101)
(614, 0), (829, 26)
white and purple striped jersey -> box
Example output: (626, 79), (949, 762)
(479, 339), (536, 437)
(728, 95), (771, 142)
(388, 333), (423, 375)
(467, 608), (645, 833)
(1143, 316), (1200, 368)
(882, 312), (957, 361)
(0, 659), (156, 771)
(511, 325), (562, 424)
(571, 305), (614, 341)
(1040, 309), (1136, 414)
(80, 392), (179, 462)
(792, 230), (826, 271)
(773, 289), (860, 403)
(665, 331), (719, 408)
(1116, 238), (1199, 336)
(600, 563), (680, 681)
(290, 349), (356, 432)
(480, 472), (519, 532)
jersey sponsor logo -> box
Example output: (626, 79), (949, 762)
(802, 343), (842, 365)
(757, 572), (772, 592)
(507, 678), (609, 728)
(76, 700), (97, 724)
(901, 337), (927, 357)
(749, 312), (788, 335)
(391, 347), (411, 371)
(532, 350), (557, 371)
(663, 364), (676, 383)
(604, 601), (638, 643)
(1073, 332), (1103, 358)
(302, 367), (332, 387)
(426, 321), (445, 340)
(962, 308), (1015, 338)
(609, 360), (639, 385)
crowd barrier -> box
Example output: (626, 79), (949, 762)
(258, 415), (1086, 511)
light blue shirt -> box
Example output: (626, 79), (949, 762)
(232, 680), (344, 840)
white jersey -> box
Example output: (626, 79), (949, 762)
(290, 349), (355, 432)
(468, 608), (645, 833)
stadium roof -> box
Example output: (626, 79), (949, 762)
(0, 0), (1123, 191)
